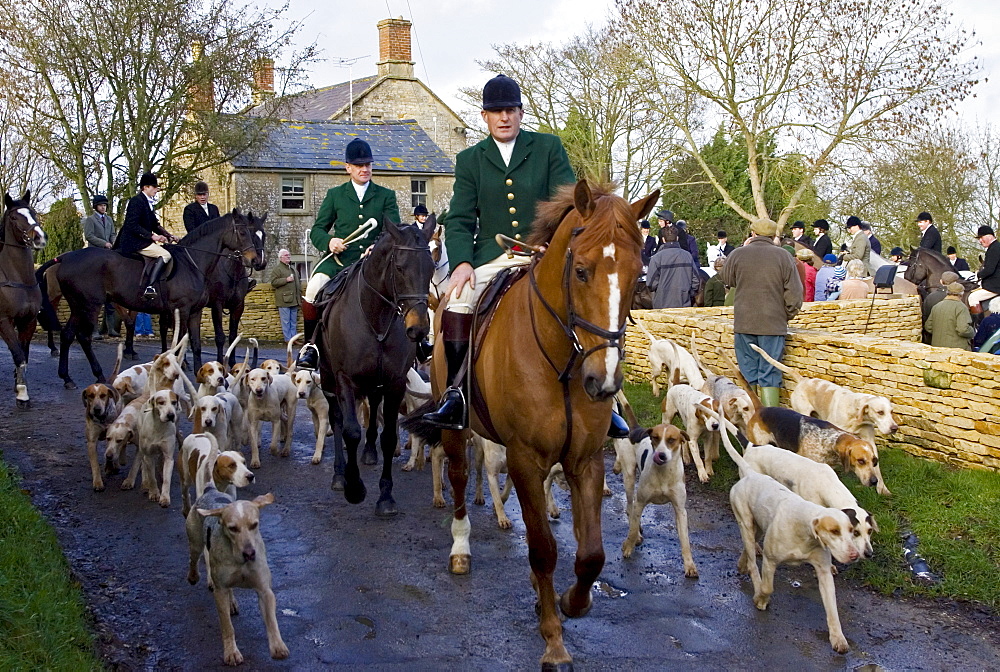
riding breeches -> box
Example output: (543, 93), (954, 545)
(968, 288), (998, 307)
(445, 253), (530, 315)
(139, 243), (172, 262)
(304, 272), (331, 303)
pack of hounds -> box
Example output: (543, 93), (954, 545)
(78, 315), (897, 663)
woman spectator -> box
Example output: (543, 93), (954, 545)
(837, 259), (869, 300)
(796, 248), (817, 302)
(704, 256), (728, 307)
(926, 282), (975, 350)
(826, 263), (847, 300)
(972, 296), (1000, 351)
(813, 254), (839, 301)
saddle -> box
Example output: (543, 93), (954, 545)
(466, 264), (530, 442)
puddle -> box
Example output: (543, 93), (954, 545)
(354, 615), (377, 640)
(592, 580), (628, 598)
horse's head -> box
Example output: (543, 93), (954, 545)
(903, 247), (931, 287)
(374, 215), (436, 342)
(221, 207), (260, 268)
(534, 181), (658, 401)
(2, 191), (46, 250)
(246, 209), (268, 271)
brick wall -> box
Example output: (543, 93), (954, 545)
(624, 297), (1000, 471)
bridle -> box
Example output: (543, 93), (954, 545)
(0, 209), (39, 250)
(174, 220), (259, 269)
(359, 241), (431, 342)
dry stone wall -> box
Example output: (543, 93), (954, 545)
(624, 296), (1000, 471)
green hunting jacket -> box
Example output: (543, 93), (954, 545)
(926, 296), (975, 350)
(445, 130), (575, 269)
(309, 180), (400, 276)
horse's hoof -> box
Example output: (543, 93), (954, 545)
(344, 479), (367, 504)
(125, 352), (139, 361)
(541, 662), (574, 672)
(559, 589), (592, 619)
(330, 474), (346, 491)
(449, 554), (471, 575)
(63, 380), (77, 390)
(49, 349), (58, 357)
(15, 399), (30, 410)
(360, 449), (378, 466)
(375, 497), (399, 518)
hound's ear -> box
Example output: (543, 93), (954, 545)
(856, 402), (869, 424)
(253, 493), (275, 508)
(679, 430), (690, 443)
(197, 507), (226, 518)
(81, 389), (90, 404)
(108, 387), (121, 403)
(868, 514), (879, 533)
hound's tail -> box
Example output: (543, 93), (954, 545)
(749, 344), (802, 382)
(716, 347), (763, 410)
(634, 317), (658, 344)
(706, 407), (754, 479)
(223, 335), (242, 370)
(248, 338), (260, 368)
(109, 343), (124, 384)
(285, 334), (303, 372)
(690, 330), (714, 380)
(614, 389), (649, 444)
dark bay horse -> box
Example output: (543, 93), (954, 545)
(904, 246), (968, 297)
(0, 191), (46, 408)
(318, 217), (435, 515)
(47, 210), (260, 388)
(427, 181), (656, 669)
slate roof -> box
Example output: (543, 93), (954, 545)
(248, 76), (378, 120)
(231, 119), (454, 174)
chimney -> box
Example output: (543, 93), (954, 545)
(376, 17), (414, 79)
(188, 40), (215, 112)
(252, 58), (275, 106)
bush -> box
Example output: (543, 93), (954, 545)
(34, 197), (82, 263)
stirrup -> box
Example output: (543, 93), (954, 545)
(295, 343), (319, 371)
(423, 387), (467, 430)
(143, 285), (157, 299)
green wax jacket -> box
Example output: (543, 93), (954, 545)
(445, 130), (575, 269)
(309, 180), (400, 276)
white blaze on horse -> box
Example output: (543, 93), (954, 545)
(0, 191), (46, 408)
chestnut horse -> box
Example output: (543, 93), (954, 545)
(432, 181), (656, 669)
(0, 191), (46, 408)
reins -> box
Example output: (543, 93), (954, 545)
(357, 242), (431, 343)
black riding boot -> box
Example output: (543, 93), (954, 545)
(295, 300), (320, 370)
(143, 259), (167, 300)
(424, 312), (473, 430)
(105, 306), (121, 337)
(608, 410), (630, 439)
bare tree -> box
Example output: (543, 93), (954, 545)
(0, 90), (67, 205)
(460, 26), (684, 200)
(614, 0), (979, 228)
(0, 0), (317, 220)
(970, 124), (1000, 234)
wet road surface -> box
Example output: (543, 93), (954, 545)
(1, 340), (998, 670)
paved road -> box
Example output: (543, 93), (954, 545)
(2, 339), (998, 670)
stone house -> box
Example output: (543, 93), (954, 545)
(162, 17), (466, 278)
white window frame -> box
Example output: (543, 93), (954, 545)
(280, 175), (308, 213)
(411, 179), (427, 209)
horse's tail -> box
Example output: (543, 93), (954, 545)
(748, 344), (801, 382)
(400, 400), (442, 446)
(35, 259), (61, 332)
(634, 317), (658, 343)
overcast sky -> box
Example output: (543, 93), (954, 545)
(269, 0), (998, 127)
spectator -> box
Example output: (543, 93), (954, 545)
(837, 259), (869, 300)
(972, 297), (1000, 351)
(946, 246), (970, 273)
(796, 247), (816, 302)
(83, 194), (120, 339)
(969, 225), (1000, 309)
(412, 204), (429, 228)
(270, 249), (301, 342)
(841, 216), (871, 275)
(859, 222), (881, 256)
(888, 247), (905, 264)
(135, 312), (153, 337)
(719, 217), (802, 407)
(182, 181), (220, 234)
(813, 254), (839, 301)
(920, 271), (960, 344)
(640, 220), (657, 266)
(811, 219), (833, 258)
(655, 209), (693, 262)
(791, 221), (813, 247)
(703, 256), (728, 307)
(647, 225), (699, 308)
(826, 263), (847, 300)
(926, 282), (975, 350)
(916, 211), (942, 254)
(676, 219), (699, 264)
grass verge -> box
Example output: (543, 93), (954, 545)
(0, 458), (100, 669)
(622, 380), (1000, 611)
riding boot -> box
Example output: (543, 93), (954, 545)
(105, 306), (121, 337)
(247, 278), (257, 292)
(760, 387), (781, 407)
(295, 300), (320, 370)
(423, 312), (473, 429)
(143, 259), (166, 300)
(608, 411), (630, 439)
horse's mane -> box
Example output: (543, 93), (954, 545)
(911, 246), (953, 266)
(525, 182), (642, 249)
(177, 212), (237, 246)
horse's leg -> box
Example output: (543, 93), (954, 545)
(507, 450), (572, 669)
(58, 312), (78, 389)
(375, 389), (403, 517)
(442, 428), (472, 574)
(560, 449), (607, 619)
(336, 373), (366, 504)
(75, 306), (106, 383)
(211, 304), (226, 364)
(122, 309), (138, 360)
(15, 315), (36, 408)
(159, 311), (170, 353)
(0, 320), (28, 407)
(187, 310), (204, 371)
(361, 390), (381, 465)
(327, 392), (347, 490)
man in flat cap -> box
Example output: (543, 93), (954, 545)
(811, 219), (833, 258)
(424, 73), (577, 430)
(117, 172), (176, 299)
(917, 211), (942, 254)
(183, 181), (221, 233)
(296, 137), (401, 369)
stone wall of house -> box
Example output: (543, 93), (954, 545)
(624, 296), (1000, 471)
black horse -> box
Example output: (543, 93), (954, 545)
(319, 217), (435, 516)
(0, 191), (46, 408)
(46, 210), (260, 389)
